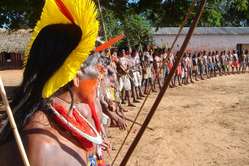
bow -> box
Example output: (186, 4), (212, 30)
(111, 1), (197, 165)
(119, 0), (207, 165)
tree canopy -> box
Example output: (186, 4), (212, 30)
(1, 0), (249, 29)
(0, 0), (44, 29)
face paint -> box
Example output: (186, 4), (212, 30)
(77, 68), (102, 133)
(78, 78), (98, 102)
(78, 78), (101, 133)
(77, 55), (109, 133)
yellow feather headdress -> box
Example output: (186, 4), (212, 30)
(24, 0), (99, 98)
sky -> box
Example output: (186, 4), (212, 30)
(128, 0), (139, 3)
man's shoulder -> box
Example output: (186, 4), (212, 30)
(24, 111), (51, 130)
(23, 111), (60, 159)
(24, 111), (57, 143)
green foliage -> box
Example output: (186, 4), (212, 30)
(0, 0), (43, 29)
(233, 0), (248, 11)
(223, 0), (249, 26)
(102, 9), (123, 39)
(200, 0), (223, 26)
(123, 14), (152, 47)
(1, 0), (249, 29)
(102, 9), (152, 48)
(99, 0), (129, 19)
(205, 9), (223, 26)
(136, 0), (249, 27)
(137, 0), (193, 27)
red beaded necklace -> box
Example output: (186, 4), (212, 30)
(49, 102), (103, 151)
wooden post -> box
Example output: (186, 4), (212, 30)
(97, 0), (108, 41)
(0, 77), (31, 166)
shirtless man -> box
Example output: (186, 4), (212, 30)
(153, 51), (162, 89)
(232, 50), (239, 74)
(240, 50), (247, 73)
(0, 1), (112, 165)
(142, 49), (155, 93)
(0, 25), (107, 166)
(192, 53), (199, 81)
(182, 53), (188, 84)
(187, 52), (194, 83)
(131, 50), (144, 99)
(168, 50), (175, 87)
(117, 50), (135, 107)
(246, 49), (249, 72)
(197, 52), (204, 80)
(228, 50), (233, 74)
(203, 51), (209, 78)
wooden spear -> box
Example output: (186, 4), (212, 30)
(111, 1), (197, 165)
(119, 0), (207, 165)
(0, 77), (30, 166)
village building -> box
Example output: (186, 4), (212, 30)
(0, 29), (31, 70)
(153, 27), (249, 52)
(1, 27), (249, 70)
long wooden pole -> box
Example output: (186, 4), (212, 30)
(0, 77), (30, 166)
(119, 0), (207, 165)
(111, 1), (197, 165)
(97, 0), (108, 41)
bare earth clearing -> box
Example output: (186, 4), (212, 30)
(109, 73), (249, 166)
(1, 70), (249, 166)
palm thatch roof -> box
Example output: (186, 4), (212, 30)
(0, 29), (105, 53)
(0, 29), (31, 53)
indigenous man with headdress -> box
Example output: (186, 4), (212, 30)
(0, 0), (108, 165)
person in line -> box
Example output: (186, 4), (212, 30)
(231, 50), (239, 74)
(117, 50), (135, 107)
(203, 51), (209, 79)
(192, 52), (199, 81)
(153, 51), (163, 89)
(197, 52), (204, 80)
(246, 49), (249, 72)
(240, 49), (247, 73)
(131, 49), (144, 99)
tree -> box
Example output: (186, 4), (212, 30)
(102, 9), (124, 39)
(223, 0), (249, 26)
(123, 14), (152, 47)
(200, 0), (224, 26)
(0, 0), (44, 29)
(136, 0), (249, 27)
(1, 0), (249, 29)
(137, 0), (194, 27)
(99, 0), (129, 19)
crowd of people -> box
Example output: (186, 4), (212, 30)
(3, 0), (249, 165)
(96, 48), (249, 132)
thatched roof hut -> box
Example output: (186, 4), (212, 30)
(0, 29), (31, 69)
(0, 29), (31, 54)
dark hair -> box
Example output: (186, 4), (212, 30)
(0, 24), (82, 144)
(245, 49), (248, 54)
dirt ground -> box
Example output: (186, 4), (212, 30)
(109, 73), (249, 166)
(0, 70), (23, 87)
(1, 70), (249, 166)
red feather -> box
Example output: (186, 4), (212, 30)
(95, 34), (125, 52)
(55, 0), (75, 24)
